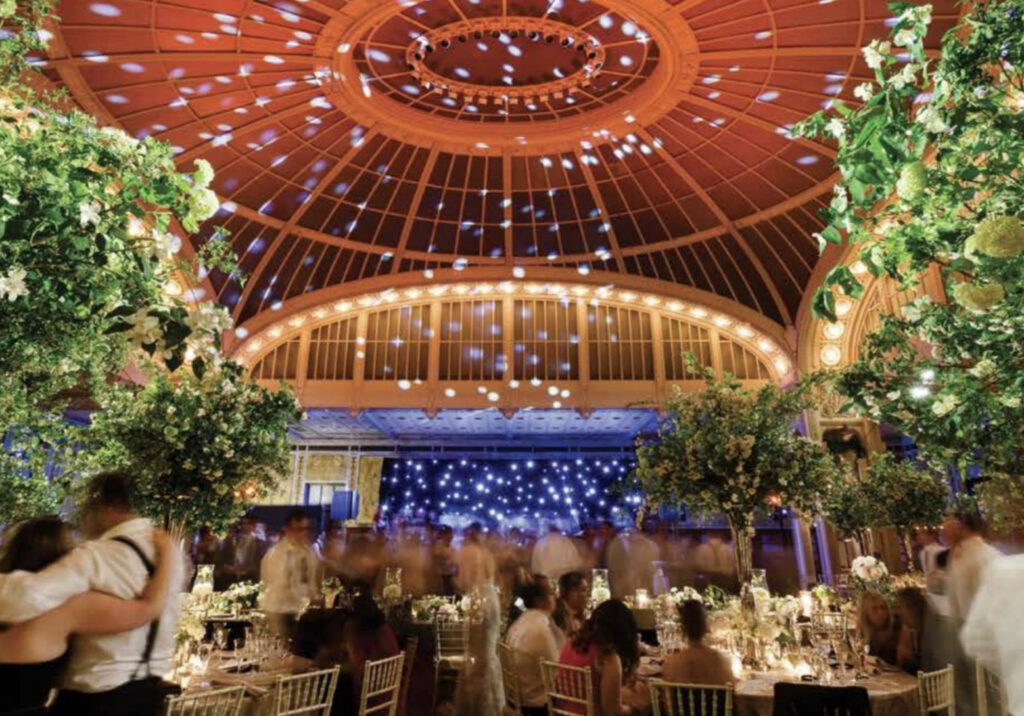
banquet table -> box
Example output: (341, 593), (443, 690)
(632, 658), (920, 716)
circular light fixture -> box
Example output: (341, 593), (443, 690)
(820, 345), (842, 366)
(823, 322), (845, 340)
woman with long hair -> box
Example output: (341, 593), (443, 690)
(0, 516), (174, 715)
(895, 587), (927, 673)
(857, 590), (897, 665)
(558, 599), (640, 716)
(662, 600), (732, 685)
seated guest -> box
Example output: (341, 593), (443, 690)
(553, 570), (589, 638)
(558, 600), (639, 716)
(662, 600), (732, 685)
(290, 593), (399, 713)
(506, 578), (565, 716)
(895, 587), (926, 673)
(857, 591), (898, 665)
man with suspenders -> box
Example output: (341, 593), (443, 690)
(0, 472), (184, 715)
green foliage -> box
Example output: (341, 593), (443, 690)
(85, 363), (302, 532)
(632, 368), (838, 530)
(822, 472), (875, 542)
(796, 0), (1024, 524)
(863, 453), (950, 531)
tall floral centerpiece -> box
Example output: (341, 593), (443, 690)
(862, 454), (949, 568)
(822, 470), (875, 556)
(794, 0), (1024, 526)
(0, 0), (234, 521)
(86, 362), (301, 533)
(632, 365), (839, 602)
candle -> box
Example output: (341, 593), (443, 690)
(635, 589), (650, 609)
(731, 654), (743, 680)
(799, 590), (813, 617)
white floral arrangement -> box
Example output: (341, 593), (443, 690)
(771, 594), (801, 622)
(223, 581), (261, 611)
(669, 586), (704, 604)
(851, 555), (889, 584)
(437, 602), (460, 619)
(382, 583), (403, 602)
(591, 571), (611, 605)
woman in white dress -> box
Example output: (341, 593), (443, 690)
(452, 541), (504, 716)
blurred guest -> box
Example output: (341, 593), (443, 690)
(453, 541), (504, 716)
(606, 529), (658, 599)
(192, 526), (220, 570)
(553, 571), (589, 639)
(961, 554), (1024, 715)
(506, 578), (565, 716)
(394, 528), (429, 596)
(219, 517), (266, 588)
(260, 509), (320, 640)
(857, 591), (897, 664)
(0, 517), (175, 716)
(343, 594), (400, 712)
(532, 526), (583, 582)
(915, 529), (944, 577)
(558, 600), (639, 716)
(692, 533), (736, 592)
(432, 525), (457, 595)
(320, 520), (346, 576)
(943, 510), (1001, 623)
(895, 587), (926, 673)
(662, 600), (732, 685)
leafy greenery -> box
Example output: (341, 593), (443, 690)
(85, 363), (302, 532)
(822, 473), (875, 551)
(631, 366), (839, 584)
(796, 0), (1024, 526)
(0, 0), (249, 523)
(864, 453), (949, 533)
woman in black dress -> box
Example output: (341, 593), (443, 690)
(0, 516), (174, 715)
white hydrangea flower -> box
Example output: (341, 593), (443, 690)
(916, 105), (950, 133)
(1000, 395), (1021, 409)
(826, 117), (846, 140)
(886, 390), (902, 400)
(98, 126), (140, 154)
(128, 309), (163, 346)
(888, 63), (919, 90)
(0, 266), (28, 301)
(969, 359), (997, 379)
(830, 185), (849, 213)
(931, 394), (960, 417)
(79, 201), (102, 227)
(894, 28), (918, 47)
(193, 158), (215, 189)
(901, 303), (923, 322)
(185, 302), (233, 336)
(862, 40), (891, 70)
(853, 82), (874, 101)
(190, 187), (220, 222)
(152, 230), (183, 261)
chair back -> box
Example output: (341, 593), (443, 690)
(975, 661), (1009, 716)
(397, 636), (418, 716)
(359, 653), (405, 716)
(649, 680), (733, 716)
(272, 666), (341, 716)
(540, 660), (595, 716)
(165, 686), (245, 716)
(918, 665), (955, 716)
(434, 615), (468, 662)
(771, 682), (872, 716)
(498, 642), (524, 715)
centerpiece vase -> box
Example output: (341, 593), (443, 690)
(730, 515), (756, 614)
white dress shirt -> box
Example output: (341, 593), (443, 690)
(960, 555), (1024, 715)
(259, 539), (320, 614)
(530, 533), (582, 581)
(948, 535), (1001, 622)
(0, 517), (184, 692)
(505, 609), (564, 707)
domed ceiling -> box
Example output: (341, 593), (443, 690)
(46, 0), (957, 331)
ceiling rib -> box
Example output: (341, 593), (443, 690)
(231, 127), (381, 322)
(390, 146), (441, 273)
(635, 127), (793, 326)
